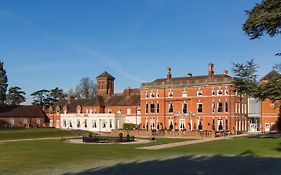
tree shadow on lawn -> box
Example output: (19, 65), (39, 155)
(64, 154), (281, 175)
(275, 142), (281, 152)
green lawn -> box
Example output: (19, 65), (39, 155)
(0, 130), (281, 175)
(0, 128), (76, 140)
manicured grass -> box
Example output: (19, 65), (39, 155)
(0, 128), (76, 140)
(0, 136), (281, 174)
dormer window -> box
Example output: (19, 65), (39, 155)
(76, 105), (81, 114)
(150, 93), (155, 98)
(211, 90), (215, 96)
(89, 109), (93, 114)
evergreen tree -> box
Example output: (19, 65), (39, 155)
(232, 59), (259, 133)
(232, 59), (259, 96)
(243, 0), (281, 39)
(31, 89), (51, 107)
(6, 86), (26, 105)
(0, 60), (8, 104)
(50, 87), (66, 102)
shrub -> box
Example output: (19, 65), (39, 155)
(123, 123), (136, 130)
(88, 132), (93, 137)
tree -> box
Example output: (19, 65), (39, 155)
(50, 87), (66, 102)
(0, 60), (8, 104)
(31, 89), (51, 107)
(232, 59), (259, 133)
(74, 77), (96, 99)
(243, 0), (281, 39)
(232, 59), (259, 96)
(6, 86), (26, 105)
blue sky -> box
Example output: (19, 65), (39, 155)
(0, 0), (281, 104)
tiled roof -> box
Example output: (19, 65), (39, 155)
(54, 96), (105, 113)
(260, 70), (281, 81)
(53, 90), (140, 113)
(105, 94), (140, 106)
(96, 71), (115, 80)
(153, 74), (231, 83)
(0, 105), (48, 119)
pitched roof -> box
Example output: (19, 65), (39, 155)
(96, 71), (115, 80)
(105, 94), (140, 106)
(0, 105), (48, 119)
(52, 89), (140, 113)
(54, 96), (105, 113)
(260, 70), (281, 81)
(152, 74), (230, 84)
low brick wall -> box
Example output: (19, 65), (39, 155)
(111, 130), (217, 138)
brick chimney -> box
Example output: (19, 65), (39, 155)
(223, 69), (228, 75)
(208, 63), (214, 78)
(124, 88), (133, 96)
(167, 66), (172, 81)
(67, 96), (75, 103)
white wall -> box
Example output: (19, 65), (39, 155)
(60, 113), (126, 132)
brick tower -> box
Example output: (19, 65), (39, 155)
(96, 71), (115, 96)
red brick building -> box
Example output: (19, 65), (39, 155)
(0, 105), (48, 128)
(47, 71), (141, 129)
(260, 70), (280, 132)
(140, 64), (248, 134)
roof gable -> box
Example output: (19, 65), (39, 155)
(96, 71), (115, 80)
(260, 70), (281, 81)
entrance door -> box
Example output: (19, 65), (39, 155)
(265, 123), (270, 132)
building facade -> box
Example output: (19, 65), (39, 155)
(260, 70), (280, 132)
(47, 71), (141, 132)
(0, 105), (48, 128)
(140, 64), (248, 134)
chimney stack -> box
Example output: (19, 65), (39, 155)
(67, 96), (75, 103)
(167, 66), (172, 81)
(208, 63), (214, 78)
(223, 69), (228, 75)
